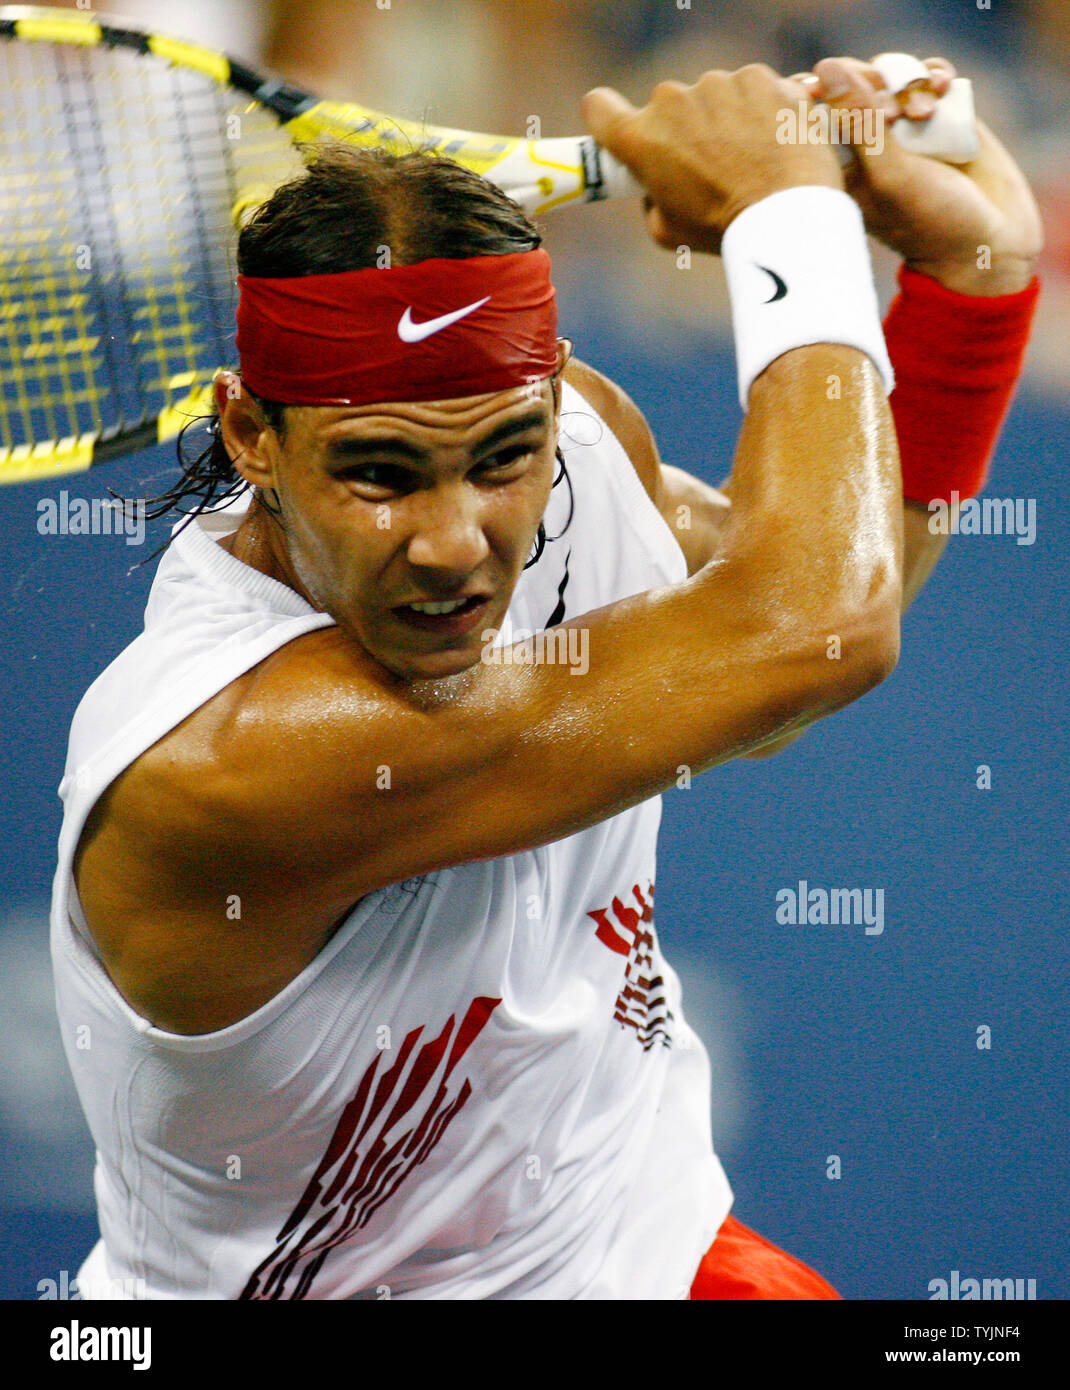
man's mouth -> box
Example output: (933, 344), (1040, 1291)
(392, 593), (491, 635)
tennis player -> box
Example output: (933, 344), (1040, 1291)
(53, 57), (1039, 1299)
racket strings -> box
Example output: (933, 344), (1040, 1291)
(0, 37), (253, 463)
(55, 41), (146, 430)
(88, 47), (234, 408)
(0, 38), (96, 450)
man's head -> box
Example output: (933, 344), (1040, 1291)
(216, 360), (568, 682)
(200, 145), (571, 680)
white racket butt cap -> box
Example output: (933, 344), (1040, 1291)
(871, 52), (980, 164)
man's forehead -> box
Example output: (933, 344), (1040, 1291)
(301, 378), (555, 442)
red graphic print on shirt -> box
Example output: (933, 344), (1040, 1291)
(588, 880), (672, 1051)
(241, 995), (501, 1299)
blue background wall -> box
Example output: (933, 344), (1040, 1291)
(1, 287), (1066, 1301)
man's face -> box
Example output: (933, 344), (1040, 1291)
(231, 369), (562, 681)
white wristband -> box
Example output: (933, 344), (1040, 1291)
(721, 185), (894, 411)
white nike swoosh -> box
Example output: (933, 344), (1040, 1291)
(397, 296), (490, 343)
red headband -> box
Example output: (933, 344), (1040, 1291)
(235, 249), (558, 406)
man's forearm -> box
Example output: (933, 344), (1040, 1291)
(739, 497), (936, 760)
(709, 484), (946, 614)
(901, 501), (949, 610)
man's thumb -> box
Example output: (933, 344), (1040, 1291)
(581, 86), (638, 155)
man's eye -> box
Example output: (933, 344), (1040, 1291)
(477, 447), (532, 473)
(342, 464), (411, 489)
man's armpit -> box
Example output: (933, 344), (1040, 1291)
(658, 464), (732, 575)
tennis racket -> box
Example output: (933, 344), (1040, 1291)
(0, 6), (978, 485)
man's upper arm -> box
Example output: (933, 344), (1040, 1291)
(562, 359), (948, 760)
(562, 358), (730, 576)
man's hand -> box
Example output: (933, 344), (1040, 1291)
(582, 66), (843, 255)
(804, 56), (1043, 296)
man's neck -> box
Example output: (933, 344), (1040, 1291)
(217, 498), (321, 612)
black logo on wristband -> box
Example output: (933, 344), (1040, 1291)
(757, 265), (789, 303)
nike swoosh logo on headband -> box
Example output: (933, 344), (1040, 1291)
(397, 297), (491, 343)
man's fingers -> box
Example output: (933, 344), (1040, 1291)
(812, 56), (889, 93)
(809, 53), (958, 122)
(811, 58), (900, 116)
(922, 57), (956, 94)
(581, 86), (640, 152)
(641, 195), (698, 251)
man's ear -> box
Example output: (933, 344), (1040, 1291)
(551, 338), (574, 425)
(213, 372), (279, 490)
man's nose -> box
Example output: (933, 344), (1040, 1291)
(404, 484), (491, 575)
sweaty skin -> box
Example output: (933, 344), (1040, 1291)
(75, 65), (904, 1034)
(75, 335), (901, 1035)
(75, 48), (1040, 1036)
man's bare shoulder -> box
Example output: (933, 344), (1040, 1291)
(78, 628), (377, 893)
(72, 626), (416, 1030)
(563, 357), (732, 576)
(129, 626), (398, 806)
(117, 618), (498, 894)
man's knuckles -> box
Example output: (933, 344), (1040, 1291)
(647, 77), (689, 106)
(731, 62), (782, 86)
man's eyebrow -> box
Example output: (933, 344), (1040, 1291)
(473, 410), (551, 456)
(324, 435), (425, 464)
(322, 410), (550, 465)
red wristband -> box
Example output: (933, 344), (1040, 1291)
(884, 264), (1040, 504)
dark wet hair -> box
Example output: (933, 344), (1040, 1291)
(142, 144), (573, 566)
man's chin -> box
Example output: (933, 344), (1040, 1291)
(370, 632), (490, 683)
(385, 647), (486, 682)
(375, 595), (512, 682)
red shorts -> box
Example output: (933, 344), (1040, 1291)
(689, 1214), (842, 1300)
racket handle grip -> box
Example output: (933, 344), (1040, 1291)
(594, 62), (978, 201)
(591, 145), (643, 200)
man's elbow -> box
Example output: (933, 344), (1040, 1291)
(742, 609), (899, 761)
(873, 621), (901, 685)
(836, 603), (902, 701)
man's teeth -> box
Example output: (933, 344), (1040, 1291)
(408, 598), (470, 615)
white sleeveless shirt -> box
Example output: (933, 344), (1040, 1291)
(51, 380), (732, 1300)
